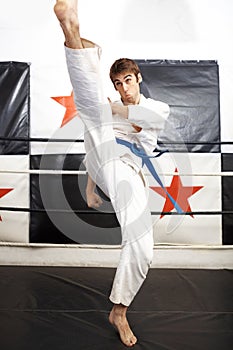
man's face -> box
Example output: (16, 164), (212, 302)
(113, 72), (141, 105)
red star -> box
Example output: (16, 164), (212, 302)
(51, 91), (78, 127)
(150, 168), (203, 218)
(0, 188), (14, 222)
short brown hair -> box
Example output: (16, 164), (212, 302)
(109, 58), (141, 83)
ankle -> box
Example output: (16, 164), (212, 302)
(112, 304), (128, 317)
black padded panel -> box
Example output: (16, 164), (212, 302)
(136, 60), (220, 153)
(0, 266), (232, 350)
(0, 61), (30, 155)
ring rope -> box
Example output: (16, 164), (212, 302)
(0, 136), (233, 145)
(0, 206), (231, 215)
(0, 169), (233, 176)
(0, 137), (84, 142)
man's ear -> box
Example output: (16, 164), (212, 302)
(137, 73), (142, 83)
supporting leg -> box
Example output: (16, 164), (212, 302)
(109, 304), (137, 347)
(103, 160), (154, 347)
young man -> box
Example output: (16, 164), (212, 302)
(54, 1), (170, 347)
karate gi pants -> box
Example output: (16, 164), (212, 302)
(65, 46), (154, 307)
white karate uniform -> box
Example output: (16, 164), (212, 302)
(65, 45), (170, 306)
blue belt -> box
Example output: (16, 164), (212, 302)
(116, 138), (183, 214)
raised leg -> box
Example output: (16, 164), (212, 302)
(53, 2), (152, 346)
(54, 0), (95, 49)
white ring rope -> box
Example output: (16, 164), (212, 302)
(0, 169), (233, 176)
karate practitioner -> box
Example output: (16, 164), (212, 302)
(54, 0), (170, 346)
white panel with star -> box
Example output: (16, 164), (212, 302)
(0, 155), (29, 243)
(30, 63), (85, 155)
(147, 152), (222, 245)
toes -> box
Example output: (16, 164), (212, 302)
(125, 335), (137, 347)
(131, 337), (137, 346)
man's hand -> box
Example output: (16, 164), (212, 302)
(86, 175), (103, 208)
(108, 97), (142, 132)
(86, 191), (103, 208)
(131, 123), (142, 132)
(108, 97), (128, 119)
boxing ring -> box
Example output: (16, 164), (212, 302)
(0, 139), (233, 350)
(0, 59), (233, 349)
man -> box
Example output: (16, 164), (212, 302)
(54, 1), (169, 347)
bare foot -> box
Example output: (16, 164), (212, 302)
(109, 305), (137, 347)
(54, 0), (83, 48)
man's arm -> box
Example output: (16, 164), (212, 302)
(127, 98), (170, 130)
(108, 97), (128, 119)
(108, 98), (142, 132)
(86, 175), (103, 208)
